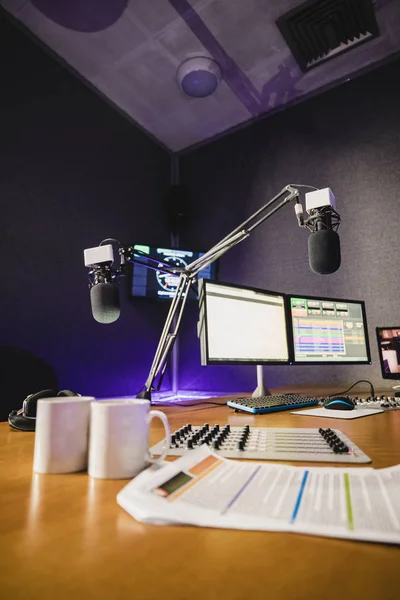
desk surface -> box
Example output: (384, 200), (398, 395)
(1, 392), (400, 600)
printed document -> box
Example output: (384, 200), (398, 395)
(117, 446), (400, 544)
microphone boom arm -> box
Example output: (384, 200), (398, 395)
(136, 184), (300, 400)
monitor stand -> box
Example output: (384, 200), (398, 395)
(393, 381), (400, 398)
(252, 365), (271, 397)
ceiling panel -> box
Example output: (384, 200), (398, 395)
(1, 0), (399, 151)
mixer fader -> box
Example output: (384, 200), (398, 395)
(150, 424), (371, 463)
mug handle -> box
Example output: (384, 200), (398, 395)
(147, 409), (171, 464)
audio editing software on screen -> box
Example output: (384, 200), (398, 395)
(289, 296), (370, 363)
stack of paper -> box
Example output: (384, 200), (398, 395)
(117, 446), (400, 544)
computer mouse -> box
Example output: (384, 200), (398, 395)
(323, 396), (355, 411)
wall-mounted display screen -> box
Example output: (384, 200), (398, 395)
(130, 245), (217, 300)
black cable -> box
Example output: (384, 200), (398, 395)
(99, 238), (120, 246)
(327, 380), (375, 399)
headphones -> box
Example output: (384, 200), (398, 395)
(8, 389), (80, 432)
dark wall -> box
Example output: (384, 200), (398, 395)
(180, 57), (400, 394)
(0, 18), (172, 412)
(2, 15), (399, 408)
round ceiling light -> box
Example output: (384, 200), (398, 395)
(177, 57), (222, 98)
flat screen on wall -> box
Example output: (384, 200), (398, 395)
(129, 245), (217, 300)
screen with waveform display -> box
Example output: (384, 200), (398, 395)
(288, 295), (371, 364)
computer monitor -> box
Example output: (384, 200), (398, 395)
(288, 294), (371, 364)
(376, 327), (400, 379)
(198, 280), (290, 365)
(129, 245), (217, 300)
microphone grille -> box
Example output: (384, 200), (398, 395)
(90, 283), (120, 324)
(308, 230), (341, 275)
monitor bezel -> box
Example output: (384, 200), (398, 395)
(127, 244), (219, 301)
(376, 326), (400, 380)
(287, 293), (372, 365)
(199, 278), (291, 366)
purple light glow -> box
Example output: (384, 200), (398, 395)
(31, 0), (128, 33)
(152, 390), (229, 403)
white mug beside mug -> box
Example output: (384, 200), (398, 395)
(33, 397), (94, 474)
(88, 399), (171, 479)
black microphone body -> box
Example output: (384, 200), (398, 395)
(308, 229), (341, 275)
(302, 197), (341, 275)
(90, 282), (120, 324)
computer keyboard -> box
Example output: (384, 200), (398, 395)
(226, 393), (319, 414)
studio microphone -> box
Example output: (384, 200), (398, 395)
(308, 226), (341, 275)
(296, 188), (341, 275)
(90, 278), (120, 324)
(84, 244), (121, 323)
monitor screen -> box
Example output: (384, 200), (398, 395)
(198, 280), (290, 365)
(129, 245), (217, 300)
(376, 327), (400, 379)
(288, 295), (371, 364)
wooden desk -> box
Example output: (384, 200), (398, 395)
(1, 395), (400, 600)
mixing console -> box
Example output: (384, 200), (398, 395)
(343, 396), (400, 410)
(151, 425), (371, 463)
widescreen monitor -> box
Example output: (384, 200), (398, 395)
(129, 245), (217, 300)
(198, 280), (290, 365)
(376, 327), (400, 379)
(288, 295), (371, 364)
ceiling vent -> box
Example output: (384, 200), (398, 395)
(276, 0), (379, 72)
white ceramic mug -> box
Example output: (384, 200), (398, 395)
(33, 397), (94, 474)
(88, 399), (171, 479)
